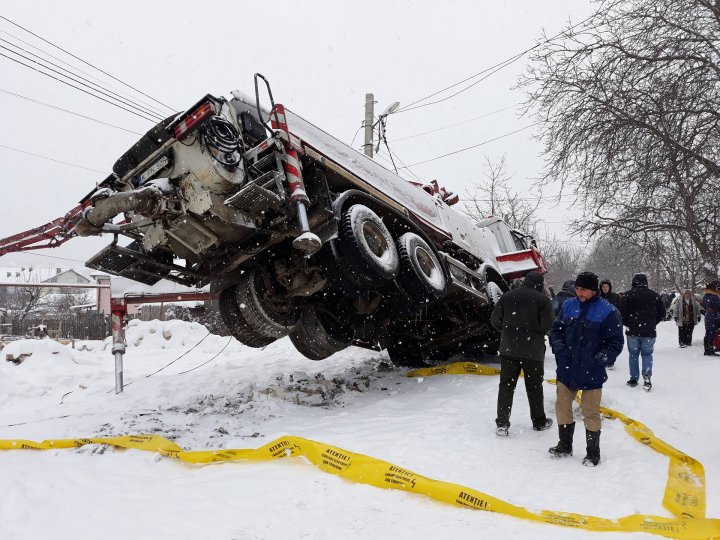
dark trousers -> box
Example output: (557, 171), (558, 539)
(496, 356), (546, 428)
(705, 325), (719, 353)
(678, 323), (695, 346)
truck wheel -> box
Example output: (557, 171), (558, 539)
(338, 205), (399, 284)
(486, 280), (504, 304)
(289, 307), (354, 360)
(396, 233), (446, 302)
(235, 268), (298, 339)
(218, 287), (274, 348)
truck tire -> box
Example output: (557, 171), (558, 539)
(337, 204), (399, 284)
(486, 280), (504, 305)
(396, 233), (446, 303)
(218, 286), (274, 348)
(289, 307), (354, 360)
(235, 268), (298, 339)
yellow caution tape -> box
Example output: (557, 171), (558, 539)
(407, 360), (718, 537)
(0, 433), (718, 538)
(408, 362), (501, 377)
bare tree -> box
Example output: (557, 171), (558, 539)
(521, 0), (720, 281)
(0, 267), (54, 322)
(463, 155), (542, 237)
(542, 242), (585, 290)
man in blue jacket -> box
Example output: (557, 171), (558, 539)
(548, 271), (624, 467)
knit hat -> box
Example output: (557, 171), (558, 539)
(707, 280), (720, 291)
(632, 273), (649, 288)
(575, 271), (599, 291)
(522, 270), (545, 291)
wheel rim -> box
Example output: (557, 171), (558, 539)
(415, 246), (436, 278)
(256, 272), (293, 316)
(362, 221), (389, 258)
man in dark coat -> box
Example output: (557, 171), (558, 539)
(548, 271), (624, 466)
(618, 273), (666, 390)
(491, 271), (555, 436)
(553, 280), (576, 317)
(599, 280), (621, 309)
(703, 280), (720, 356)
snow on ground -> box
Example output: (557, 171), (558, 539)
(1, 319), (718, 539)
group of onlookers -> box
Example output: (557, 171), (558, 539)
(489, 270), (720, 468)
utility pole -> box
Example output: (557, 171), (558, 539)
(363, 93), (374, 158)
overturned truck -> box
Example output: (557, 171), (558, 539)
(73, 76), (546, 366)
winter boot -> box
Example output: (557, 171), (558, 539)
(626, 378), (638, 387)
(548, 423), (574, 457)
(495, 425), (509, 437)
(643, 375), (652, 392)
(582, 430), (601, 467)
(533, 418), (553, 431)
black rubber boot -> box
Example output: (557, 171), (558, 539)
(582, 430), (601, 467)
(548, 422), (574, 457)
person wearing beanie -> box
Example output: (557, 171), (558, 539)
(491, 270), (555, 437)
(702, 280), (720, 356)
(618, 273), (666, 389)
(548, 271), (624, 467)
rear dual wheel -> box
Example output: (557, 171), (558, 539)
(218, 268), (297, 347)
(290, 307), (354, 360)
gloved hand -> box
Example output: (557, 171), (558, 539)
(594, 351), (610, 366)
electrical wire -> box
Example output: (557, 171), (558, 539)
(106, 331), (214, 392)
(0, 15), (176, 112)
(0, 38), (165, 120)
(178, 336), (233, 374)
(0, 142), (106, 173)
(0, 27), (170, 118)
(395, 14), (596, 114)
(8, 252), (88, 264)
(388, 104), (519, 143)
(0, 87), (143, 135)
(0, 51), (158, 122)
(400, 124), (537, 168)
(0, 47), (161, 122)
(397, 53), (526, 114)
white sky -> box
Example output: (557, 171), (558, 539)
(0, 0), (593, 269)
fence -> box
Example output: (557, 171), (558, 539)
(6, 312), (111, 341)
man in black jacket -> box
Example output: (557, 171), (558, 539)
(491, 271), (555, 436)
(553, 280), (576, 317)
(619, 273), (666, 391)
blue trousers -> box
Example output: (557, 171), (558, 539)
(627, 335), (656, 380)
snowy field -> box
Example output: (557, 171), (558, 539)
(1, 319), (718, 540)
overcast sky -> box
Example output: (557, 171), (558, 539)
(0, 0), (593, 270)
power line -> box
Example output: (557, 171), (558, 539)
(0, 37), (165, 120)
(0, 47), (160, 122)
(0, 87), (143, 135)
(0, 15), (175, 112)
(0, 142), (106, 173)
(5, 252), (88, 264)
(389, 104), (519, 143)
(0, 51), (158, 123)
(397, 53), (526, 114)
(395, 14), (596, 114)
(400, 124), (537, 168)
(0, 27), (171, 118)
